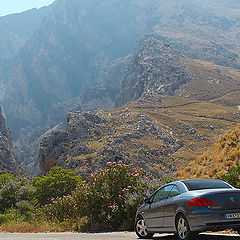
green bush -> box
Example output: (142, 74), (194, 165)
(33, 167), (82, 206)
(0, 177), (35, 214)
(219, 164), (240, 188)
(0, 173), (18, 185)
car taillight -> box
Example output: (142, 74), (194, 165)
(187, 197), (217, 207)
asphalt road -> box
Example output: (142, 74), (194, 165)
(0, 232), (239, 240)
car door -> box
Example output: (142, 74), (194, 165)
(163, 185), (180, 230)
(144, 185), (174, 230)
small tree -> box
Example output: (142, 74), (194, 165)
(33, 166), (82, 206)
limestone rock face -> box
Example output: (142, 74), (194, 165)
(0, 106), (18, 173)
(38, 91), (240, 178)
(38, 108), (182, 177)
(39, 111), (106, 175)
(115, 38), (192, 107)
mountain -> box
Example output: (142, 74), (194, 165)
(0, 7), (50, 99)
(3, 0), (240, 132)
(0, 0), (239, 174)
(3, 0), (153, 135)
(0, 106), (18, 173)
(179, 124), (240, 179)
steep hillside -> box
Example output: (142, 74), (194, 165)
(176, 59), (240, 103)
(0, 7), (50, 61)
(21, 50), (240, 174)
(0, 7), (50, 100)
(152, 0), (240, 68)
(39, 95), (239, 177)
(115, 38), (191, 107)
(179, 124), (240, 179)
(116, 40), (240, 108)
(3, 0), (240, 133)
(0, 106), (18, 173)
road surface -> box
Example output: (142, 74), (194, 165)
(0, 232), (239, 240)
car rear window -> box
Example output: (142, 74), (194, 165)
(182, 180), (232, 191)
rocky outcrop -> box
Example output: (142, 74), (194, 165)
(39, 111), (105, 175)
(38, 92), (240, 178)
(115, 38), (192, 107)
(0, 106), (18, 173)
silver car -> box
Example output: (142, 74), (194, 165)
(135, 179), (240, 239)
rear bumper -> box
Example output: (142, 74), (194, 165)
(187, 209), (240, 232)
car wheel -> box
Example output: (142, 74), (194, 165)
(176, 215), (193, 240)
(135, 217), (154, 239)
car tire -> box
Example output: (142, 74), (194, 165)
(176, 214), (194, 240)
(135, 217), (154, 239)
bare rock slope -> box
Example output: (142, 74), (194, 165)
(0, 106), (18, 173)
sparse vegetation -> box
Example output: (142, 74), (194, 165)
(179, 124), (240, 179)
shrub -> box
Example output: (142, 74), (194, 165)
(219, 164), (240, 188)
(0, 173), (18, 185)
(0, 178), (36, 215)
(33, 166), (82, 206)
(41, 162), (175, 230)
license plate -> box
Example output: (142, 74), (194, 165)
(225, 213), (240, 219)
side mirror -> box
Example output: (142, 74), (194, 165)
(144, 198), (151, 204)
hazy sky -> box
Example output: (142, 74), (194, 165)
(0, 0), (56, 17)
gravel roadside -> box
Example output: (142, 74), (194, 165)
(0, 232), (239, 240)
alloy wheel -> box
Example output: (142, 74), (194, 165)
(177, 217), (188, 239)
(136, 219), (148, 237)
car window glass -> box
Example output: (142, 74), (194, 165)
(168, 185), (180, 198)
(153, 185), (173, 203)
(182, 180), (232, 190)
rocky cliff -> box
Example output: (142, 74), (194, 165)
(115, 38), (192, 107)
(3, 0), (152, 135)
(0, 106), (18, 173)
(0, 7), (50, 101)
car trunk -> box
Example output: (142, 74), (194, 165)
(201, 189), (240, 210)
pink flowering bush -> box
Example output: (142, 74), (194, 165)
(40, 161), (175, 230)
(39, 195), (75, 223)
(82, 161), (146, 229)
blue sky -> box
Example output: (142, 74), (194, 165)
(0, 0), (56, 17)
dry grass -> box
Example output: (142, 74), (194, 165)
(0, 221), (64, 233)
(68, 93), (239, 176)
(179, 124), (240, 179)
(177, 58), (240, 104)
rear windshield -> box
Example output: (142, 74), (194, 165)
(182, 180), (232, 191)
